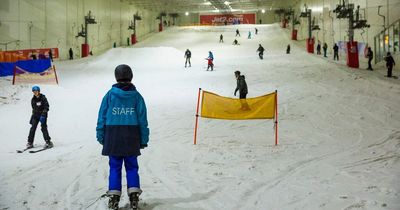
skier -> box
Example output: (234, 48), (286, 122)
(219, 34), (224, 43)
(184, 49), (191, 68)
(69, 48), (73, 60)
(257, 44), (265, 59)
(26, 86), (53, 149)
(234, 71), (248, 99)
(236, 29), (240, 37)
(366, 47), (373, 70)
(316, 41), (321, 55)
(248, 31), (251, 39)
(384, 52), (396, 77)
(333, 43), (339, 60)
(233, 39), (239, 45)
(255, 28), (258, 35)
(286, 44), (291, 54)
(323, 42), (328, 57)
(96, 64), (149, 210)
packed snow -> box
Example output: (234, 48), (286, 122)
(0, 24), (399, 210)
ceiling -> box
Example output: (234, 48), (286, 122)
(121, 0), (295, 13)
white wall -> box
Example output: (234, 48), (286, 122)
(291, 0), (400, 64)
(0, 0), (159, 59)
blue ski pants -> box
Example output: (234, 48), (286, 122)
(108, 156), (140, 192)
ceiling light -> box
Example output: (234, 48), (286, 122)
(185, 12), (189, 16)
(224, 1), (230, 5)
(261, 9), (265, 13)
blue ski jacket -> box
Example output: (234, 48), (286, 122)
(96, 83), (149, 156)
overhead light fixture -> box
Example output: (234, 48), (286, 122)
(185, 12), (189, 16)
(261, 9), (265, 13)
(224, 1), (230, 5)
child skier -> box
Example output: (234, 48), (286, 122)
(26, 86), (53, 149)
(96, 64), (149, 210)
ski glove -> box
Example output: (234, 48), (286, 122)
(140, 144), (148, 149)
(39, 115), (46, 124)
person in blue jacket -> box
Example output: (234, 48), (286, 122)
(208, 51), (214, 61)
(96, 64), (149, 210)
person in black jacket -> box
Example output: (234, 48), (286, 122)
(219, 34), (224, 43)
(384, 52), (396, 77)
(366, 47), (373, 70)
(316, 41), (321, 55)
(257, 44), (265, 59)
(184, 49), (191, 68)
(333, 43), (339, 60)
(27, 86), (53, 149)
(69, 48), (74, 60)
(234, 71), (248, 99)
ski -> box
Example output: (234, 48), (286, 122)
(29, 147), (52, 153)
(16, 147), (34, 153)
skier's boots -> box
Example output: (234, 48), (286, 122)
(129, 192), (140, 209)
(26, 142), (33, 149)
(44, 140), (53, 149)
(108, 194), (120, 210)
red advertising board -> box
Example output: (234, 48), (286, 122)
(200, 13), (256, 25)
(5, 48), (59, 59)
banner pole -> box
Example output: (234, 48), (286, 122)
(275, 90), (278, 145)
(53, 65), (59, 85)
(194, 88), (202, 145)
(12, 65), (16, 85)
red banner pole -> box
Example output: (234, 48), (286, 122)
(274, 90), (278, 145)
(194, 88), (202, 145)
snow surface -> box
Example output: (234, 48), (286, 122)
(0, 24), (400, 210)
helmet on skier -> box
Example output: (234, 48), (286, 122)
(32, 86), (40, 92)
(115, 64), (133, 82)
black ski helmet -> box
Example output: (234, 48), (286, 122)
(115, 64), (133, 82)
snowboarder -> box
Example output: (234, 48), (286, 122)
(184, 49), (191, 68)
(286, 44), (291, 54)
(234, 71), (248, 99)
(69, 48), (73, 60)
(366, 47), (373, 70)
(384, 52), (396, 77)
(248, 31), (252, 39)
(233, 39), (239, 45)
(236, 29), (240, 37)
(323, 43), (328, 57)
(257, 44), (265, 59)
(26, 86), (53, 149)
(333, 43), (339, 60)
(96, 64), (149, 210)
(316, 41), (321, 55)
(219, 34), (224, 43)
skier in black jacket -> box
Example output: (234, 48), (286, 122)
(27, 86), (53, 149)
(257, 44), (265, 59)
(184, 49), (191, 68)
(384, 52), (396, 77)
(234, 71), (248, 99)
